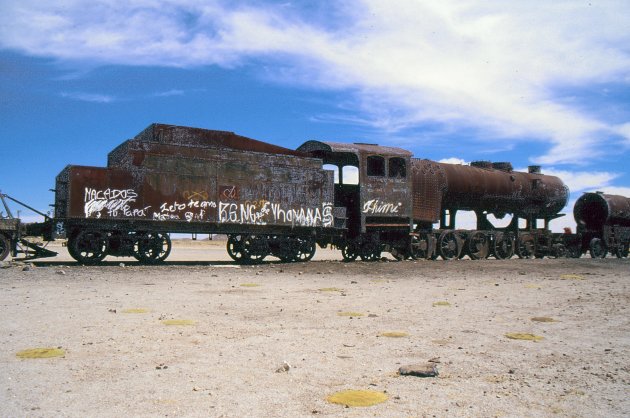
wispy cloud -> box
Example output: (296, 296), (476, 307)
(1, 1), (629, 164)
(60, 91), (116, 103)
(152, 89), (185, 97)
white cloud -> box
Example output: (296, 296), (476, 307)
(60, 91), (116, 103)
(438, 157), (467, 165)
(1, 1), (630, 164)
(153, 89), (185, 97)
(541, 168), (619, 194)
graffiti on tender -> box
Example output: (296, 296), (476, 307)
(219, 201), (270, 224)
(84, 188), (150, 218)
(219, 185), (239, 200)
(362, 199), (402, 214)
(182, 190), (209, 201)
(84, 187), (331, 227)
(219, 201), (334, 227)
(153, 199), (217, 222)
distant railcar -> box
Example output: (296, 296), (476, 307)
(573, 192), (630, 258)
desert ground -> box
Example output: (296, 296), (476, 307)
(1, 238), (629, 417)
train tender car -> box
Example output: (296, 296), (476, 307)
(573, 192), (630, 258)
(53, 124), (346, 264)
(409, 160), (569, 260)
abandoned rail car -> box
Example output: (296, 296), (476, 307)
(1, 123), (628, 264)
(574, 192), (630, 258)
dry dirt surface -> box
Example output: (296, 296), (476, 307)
(1, 240), (629, 417)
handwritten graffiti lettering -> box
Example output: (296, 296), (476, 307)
(322, 203), (333, 227)
(182, 190), (209, 200)
(83, 186), (334, 227)
(84, 187), (137, 202)
(218, 201), (271, 224)
(154, 199), (216, 222)
(219, 185), (239, 200)
(84, 187), (149, 218)
(362, 199), (402, 214)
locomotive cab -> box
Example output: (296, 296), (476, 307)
(298, 141), (413, 260)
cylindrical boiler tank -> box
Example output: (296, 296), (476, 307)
(411, 159), (569, 221)
(573, 193), (630, 229)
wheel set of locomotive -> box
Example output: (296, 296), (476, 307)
(65, 229), (172, 265)
(225, 234), (316, 263)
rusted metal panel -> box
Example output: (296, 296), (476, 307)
(56, 125), (337, 231)
(574, 193), (630, 229)
(360, 156), (412, 228)
(411, 159), (446, 223)
(110, 123), (306, 161)
(298, 140), (412, 158)
(411, 160), (568, 220)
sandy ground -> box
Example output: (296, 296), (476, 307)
(1, 239), (629, 417)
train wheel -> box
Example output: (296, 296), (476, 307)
(360, 241), (381, 261)
(241, 235), (269, 263)
(391, 247), (409, 261)
(295, 237), (316, 262)
(0, 234), (10, 261)
(438, 231), (462, 260)
(615, 243), (629, 258)
(467, 231), (490, 260)
(227, 234), (247, 262)
(270, 236), (296, 262)
(589, 238), (607, 258)
(493, 232), (515, 260)
(135, 232), (171, 264)
(516, 234), (536, 259)
(341, 242), (358, 261)
(68, 230), (108, 265)
(410, 234), (431, 260)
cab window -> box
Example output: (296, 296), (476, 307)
(366, 156), (385, 177)
(389, 157), (406, 178)
(342, 165), (359, 185)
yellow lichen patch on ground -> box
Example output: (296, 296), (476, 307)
(432, 301), (451, 307)
(16, 347), (65, 359)
(326, 389), (388, 407)
(505, 333), (544, 341)
(319, 287), (344, 292)
(380, 331), (409, 338)
(122, 308), (149, 314)
(161, 319), (196, 326)
(560, 274), (584, 280)
(524, 284), (542, 289)
(531, 317), (556, 322)
(240, 283), (261, 287)
(337, 311), (364, 317)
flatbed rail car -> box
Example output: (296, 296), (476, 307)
(0, 192), (57, 261)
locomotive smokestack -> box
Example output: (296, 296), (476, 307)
(528, 165), (541, 174)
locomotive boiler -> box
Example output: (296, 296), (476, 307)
(409, 159), (569, 260)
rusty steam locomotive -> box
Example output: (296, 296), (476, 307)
(1, 123), (629, 263)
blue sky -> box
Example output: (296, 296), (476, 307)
(1, 0), (629, 231)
